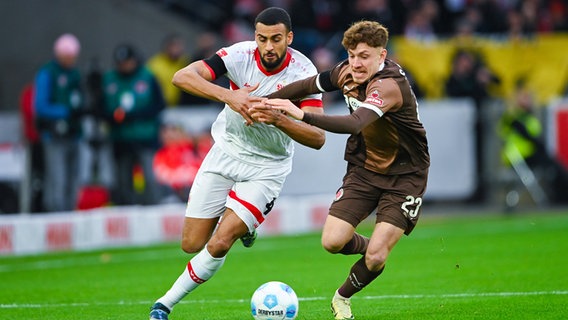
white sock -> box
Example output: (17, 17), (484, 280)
(156, 248), (226, 311)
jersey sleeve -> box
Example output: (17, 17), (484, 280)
(202, 53), (227, 80)
(365, 78), (403, 115)
(302, 107), (379, 134)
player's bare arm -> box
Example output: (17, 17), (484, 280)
(259, 98), (304, 120)
(249, 101), (324, 149)
(172, 61), (261, 125)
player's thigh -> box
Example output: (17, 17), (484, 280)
(321, 215), (356, 251)
(185, 169), (234, 220)
(182, 165), (234, 252)
(375, 168), (428, 235)
(328, 165), (381, 228)
(226, 173), (286, 232)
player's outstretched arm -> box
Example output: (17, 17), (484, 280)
(262, 99), (304, 120)
(249, 100), (325, 149)
(272, 101), (380, 135)
(172, 61), (261, 125)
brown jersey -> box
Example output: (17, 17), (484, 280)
(328, 58), (429, 175)
(267, 58), (430, 175)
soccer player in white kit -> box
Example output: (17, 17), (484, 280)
(149, 7), (324, 319)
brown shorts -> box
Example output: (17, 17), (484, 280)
(329, 164), (428, 235)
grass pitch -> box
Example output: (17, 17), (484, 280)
(1, 210), (567, 319)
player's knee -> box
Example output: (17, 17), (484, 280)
(321, 237), (344, 254)
(207, 237), (233, 257)
(181, 238), (206, 254)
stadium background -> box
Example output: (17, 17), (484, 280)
(0, 0), (567, 256)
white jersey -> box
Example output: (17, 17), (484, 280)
(208, 41), (322, 165)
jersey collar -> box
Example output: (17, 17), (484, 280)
(254, 48), (292, 76)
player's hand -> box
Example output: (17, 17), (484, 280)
(249, 100), (286, 125)
(264, 99), (304, 121)
(225, 83), (263, 126)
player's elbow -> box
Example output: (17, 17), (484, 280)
(314, 134), (325, 150)
(171, 70), (186, 89)
(309, 131), (326, 150)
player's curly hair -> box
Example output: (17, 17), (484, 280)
(342, 20), (389, 50)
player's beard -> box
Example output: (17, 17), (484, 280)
(260, 52), (285, 71)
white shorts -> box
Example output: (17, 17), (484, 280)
(185, 144), (292, 232)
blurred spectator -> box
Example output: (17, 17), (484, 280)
(507, 8), (534, 40)
(19, 83), (44, 212)
(472, 0), (509, 34)
(221, 0), (264, 43)
(404, 5), (437, 41)
(289, 0), (345, 56)
(445, 48), (500, 202)
(102, 44), (166, 205)
(498, 81), (568, 204)
(152, 121), (212, 202)
(75, 57), (115, 209)
(147, 33), (191, 107)
(33, 33), (84, 212)
(350, 0), (394, 32)
(445, 49), (500, 108)
(499, 82), (543, 171)
(547, 0), (568, 32)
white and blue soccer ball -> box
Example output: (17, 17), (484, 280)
(251, 281), (299, 320)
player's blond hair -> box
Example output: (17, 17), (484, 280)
(342, 20), (389, 50)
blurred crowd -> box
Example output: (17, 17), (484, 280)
(156, 0), (568, 55)
(23, 33), (216, 213)
(17, 0), (568, 213)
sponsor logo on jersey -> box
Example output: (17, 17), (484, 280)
(216, 48), (228, 57)
(366, 90), (384, 106)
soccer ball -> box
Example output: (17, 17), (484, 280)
(251, 281), (299, 320)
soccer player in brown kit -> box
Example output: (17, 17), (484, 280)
(249, 20), (430, 319)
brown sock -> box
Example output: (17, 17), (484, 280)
(337, 257), (384, 298)
(338, 233), (369, 255)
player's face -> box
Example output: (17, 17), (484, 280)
(255, 23), (293, 71)
(347, 43), (387, 84)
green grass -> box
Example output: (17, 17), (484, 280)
(1, 211), (567, 319)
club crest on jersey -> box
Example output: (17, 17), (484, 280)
(277, 83), (283, 90)
(366, 90), (384, 106)
(335, 188), (344, 201)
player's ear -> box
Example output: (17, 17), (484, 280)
(287, 31), (293, 46)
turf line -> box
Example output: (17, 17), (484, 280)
(2, 291), (567, 309)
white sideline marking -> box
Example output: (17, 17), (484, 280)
(1, 291), (567, 309)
